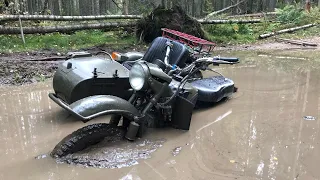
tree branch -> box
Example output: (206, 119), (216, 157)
(201, 0), (247, 21)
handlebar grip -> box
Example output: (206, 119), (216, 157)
(213, 57), (239, 62)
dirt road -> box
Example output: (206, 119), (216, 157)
(0, 49), (320, 179)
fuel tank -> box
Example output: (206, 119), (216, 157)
(52, 55), (132, 104)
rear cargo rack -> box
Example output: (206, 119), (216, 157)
(161, 28), (216, 57)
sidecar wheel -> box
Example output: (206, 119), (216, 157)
(50, 123), (125, 158)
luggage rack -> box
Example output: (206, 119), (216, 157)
(161, 28), (216, 57)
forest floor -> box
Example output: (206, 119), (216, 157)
(216, 35), (320, 51)
(0, 34), (319, 86)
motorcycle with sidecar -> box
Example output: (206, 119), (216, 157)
(49, 34), (238, 106)
(50, 55), (239, 158)
(49, 30), (239, 158)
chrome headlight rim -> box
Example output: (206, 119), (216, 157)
(129, 62), (149, 91)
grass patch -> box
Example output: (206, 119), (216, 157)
(0, 29), (137, 53)
(203, 5), (320, 45)
(204, 23), (256, 44)
(0, 5), (319, 52)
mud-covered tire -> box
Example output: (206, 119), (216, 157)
(50, 123), (125, 158)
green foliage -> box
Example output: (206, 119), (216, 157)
(303, 7), (320, 24)
(0, 30), (136, 53)
(204, 24), (255, 44)
(203, 0), (213, 16)
(265, 22), (281, 33)
(275, 5), (305, 24)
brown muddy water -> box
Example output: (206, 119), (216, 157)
(1, 49), (320, 180)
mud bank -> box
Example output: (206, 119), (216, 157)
(1, 50), (320, 179)
(215, 36), (320, 51)
(0, 44), (148, 86)
(0, 36), (319, 86)
(0, 35), (317, 86)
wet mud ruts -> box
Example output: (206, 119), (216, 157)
(50, 123), (125, 158)
(55, 138), (166, 169)
(2, 49), (320, 179)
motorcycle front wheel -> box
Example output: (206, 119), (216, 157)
(50, 123), (125, 158)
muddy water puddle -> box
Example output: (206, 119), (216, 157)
(1, 49), (320, 179)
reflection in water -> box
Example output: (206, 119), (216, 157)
(1, 50), (320, 179)
(0, 83), (56, 162)
(196, 109), (232, 133)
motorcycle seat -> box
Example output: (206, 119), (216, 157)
(190, 76), (235, 103)
(122, 36), (190, 70)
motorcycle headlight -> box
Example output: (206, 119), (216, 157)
(129, 63), (149, 91)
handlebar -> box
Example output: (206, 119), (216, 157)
(193, 56), (239, 65)
(213, 56), (239, 62)
(172, 56), (239, 75)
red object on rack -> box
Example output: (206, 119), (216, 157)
(161, 28), (216, 56)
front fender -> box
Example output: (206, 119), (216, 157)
(49, 93), (140, 122)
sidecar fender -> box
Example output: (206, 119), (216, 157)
(49, 93), (140, 123)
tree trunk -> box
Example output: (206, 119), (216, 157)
(122, 0), (128, 15)
(161, 0), (166, 8)
(27, 0), (33, 14)
(42, 0), (49, 14)
(99, 0), (106, 15)
(268, 0), (276, 11)
(79, 0), (88, 15)
(192, 0), (195, 17)
(248, 0), (254, 13)
(61, 0), (68, 15)
(73, 0), (79, 16)
(94, 0), (99, 15)
(52, 0), (60, 15)
(305, 0), (311, 13)
(200, 0), (204, 17)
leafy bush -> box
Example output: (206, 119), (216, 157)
(275, 5), (305, 24)
(204, 24), (255, 44)
(303, 7), (320, 24)
(265, 22), (281, 33)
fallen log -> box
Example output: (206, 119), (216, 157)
(199, 19), (262, 24)
(201, 0), (247, 21)
(227, 12), (277, 18)
(23, 57), (67, 61)
(0, 14), (143, 21)
(0, 22), (136, 34)
(259, 24), (316, 39)
(275, 38), (318, 47)
(0, 18), (264, 35)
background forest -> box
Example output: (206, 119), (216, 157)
(0, 0), (320, 17)
(0, 0), (319, 52)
